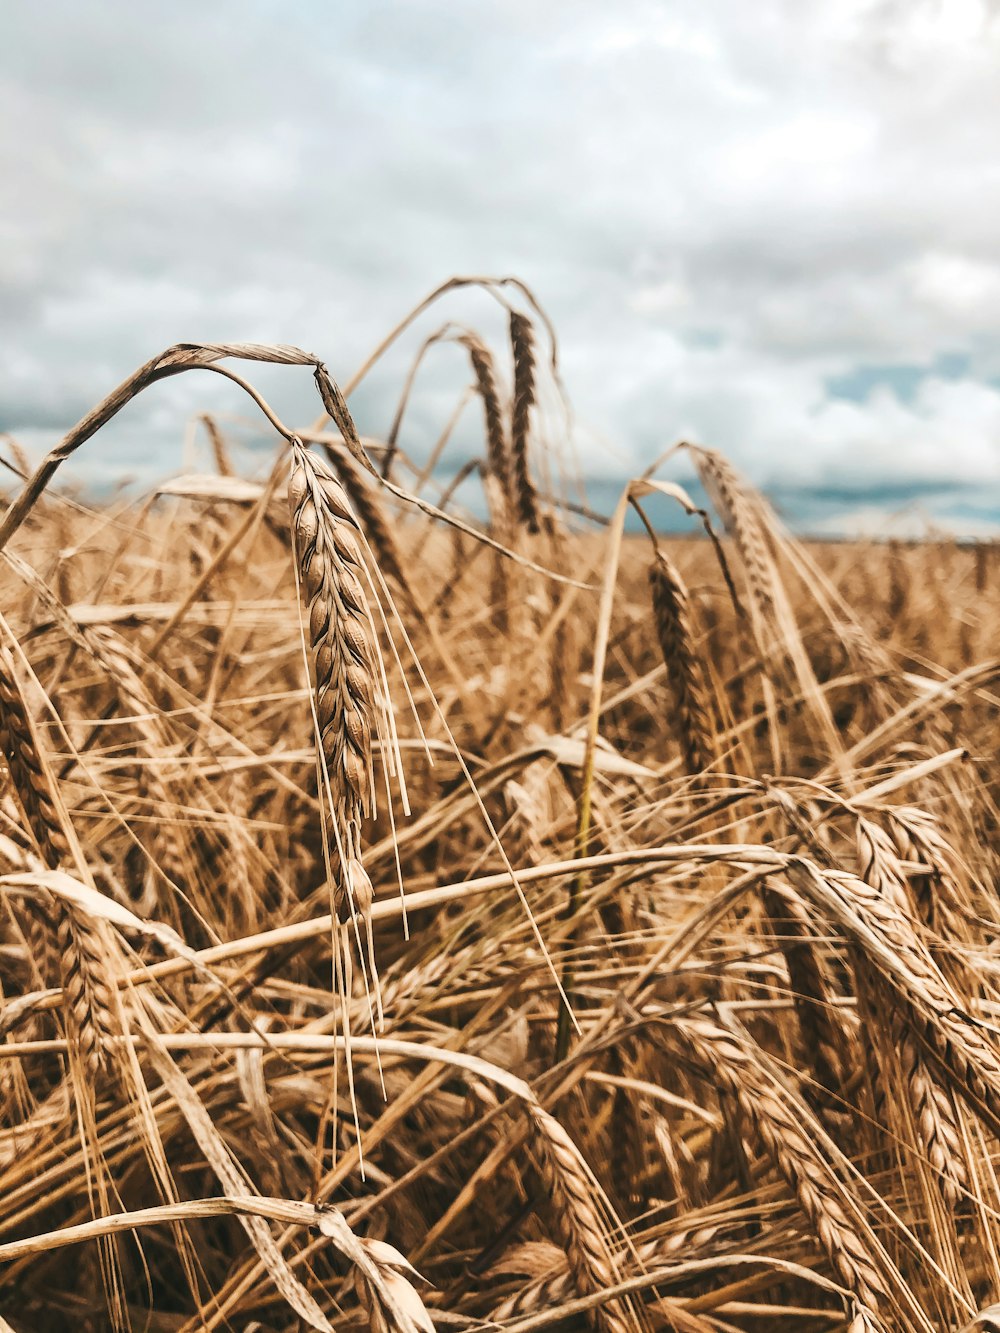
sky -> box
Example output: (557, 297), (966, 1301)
(4, 0), (1000, 534)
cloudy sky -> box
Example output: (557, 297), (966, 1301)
(4, 0), (1000, 532)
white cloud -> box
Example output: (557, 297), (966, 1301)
(909, 253), (1000, 324)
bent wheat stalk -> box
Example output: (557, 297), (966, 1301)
(788, 860), (1000, 1144)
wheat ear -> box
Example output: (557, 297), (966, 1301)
(790, 860), (1000, 1145)
(199, 413), (234, 475)
(527, 1104), (636, 1333)
(690, 447), (774, 619)
(674, 1015), (889, 1318)
(489, 1223), (722, 1321)
(509, 311), (541, 533)
(463, 335), (512, 504)
(762, 884), (849, 1094)
(350, 1237), (435, 1333)
(856, 817), (969, 1205)
(83, 623), (187, 897)
(0, 645), (116, 1073)
(288, 440), (379, 923)
(648, 548), (717, 774)
(889, 808), (972, 966)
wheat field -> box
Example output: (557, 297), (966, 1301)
(1, 280), (999, 1332)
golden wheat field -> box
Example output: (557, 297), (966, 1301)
(2, 282), (1000, 1333)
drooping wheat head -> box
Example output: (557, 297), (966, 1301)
(527, 1103), (637, 1333)
(674, 1014), (892, 1321)
(288, 439), (381, 923)
(689, 446), (775, 622)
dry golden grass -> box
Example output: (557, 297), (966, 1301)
(1, 278), (1000, 1332)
